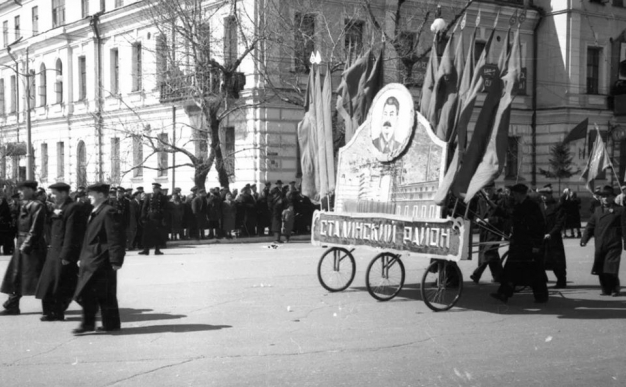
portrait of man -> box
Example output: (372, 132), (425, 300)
(372, 96), (402, 154)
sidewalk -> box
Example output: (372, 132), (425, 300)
(165, 233), (312, 247)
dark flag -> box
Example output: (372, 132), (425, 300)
(563, 118), (589, 144)
(420, 37), (439, 118)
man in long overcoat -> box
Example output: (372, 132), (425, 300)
(139, 183), (168, 255)
(538, 187), (567, 288)
(35, 183), (85, 321)
(491, 183), (548, 303)
(127, 192), (142, 250)
(581, 185), (626, 296)
(72, 183), (125, 334)
(191, 189), (208, 240)
(470, 183), (505, 284)
(0, 180), (47, 315)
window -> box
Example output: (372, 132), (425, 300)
(474, 40), (486, 65)
(587, 47), (602, 95)
(132, 135), (143, 178)
(115, 0), (124, 8)
(100, 0), (106, 12)
(14, 16), (20, 41)
(111, 137), (120, 182)
(40, 143), (48, 181)
(78, 56), (86, 100)
(110, 48), (119, 94)
(10, 75), (16, 113)
(57, 141), (64, 180)
(224, 16), (237, 65)
(77, 141), (87, 187)
(52, 0), (65, 28)
(223, 127), (235, 177)
(32, 7), (39, 36)
(2, 21), (7, 47)
(344, 19), (364, 55)
(156, 35), (167, 86)
(0, 79), (4, 115)
(294, 13), (315, 73)
(81, 0), (89, 18)
(132, 43), (142, 91)
(39, 64), (46, 106)
(505, 137), (519, 179)
(157, 133), (168, 177)
(55, 59), (63, 103)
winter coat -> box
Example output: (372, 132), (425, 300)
(581, 205), (626, 275)
(168, 201), (185, 231)
(221, 200), (237, 232)
(539, 198), (567, 271)
(1, 200), (47, 296)
(74, 204), (125, 300)
(35, 198), (85, 301)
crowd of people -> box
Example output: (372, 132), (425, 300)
(0, 178), (317, 334)
(461, 182), (622, 304)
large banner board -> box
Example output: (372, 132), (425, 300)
(311, 212), (470, 262)
(311, 83), (470, 261)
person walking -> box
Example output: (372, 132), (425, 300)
(580, 185), (625, 297)
(72, 183), (125, 334)
(491, 184), (548, 304)
(538, 186), (568, 289)
(139, 183), (169, 255)
(35, 183), (85, 321)
(0, 181), (47, 315)
(470, 183), (504, 284)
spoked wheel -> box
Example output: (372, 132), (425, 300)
(421, 260), (463, 312)
(500, 251), (527, 293)
(365, 253), (405, 301)
(317, 247), (356, 292)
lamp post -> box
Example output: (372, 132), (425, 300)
(6, 37), (33, 181)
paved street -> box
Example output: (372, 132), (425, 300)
(0, 237), (624, 387)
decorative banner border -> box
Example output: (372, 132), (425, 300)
(311, 211), (470, 262)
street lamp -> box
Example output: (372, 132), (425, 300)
(6, 37), (34, 181)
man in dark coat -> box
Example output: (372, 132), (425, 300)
(0, 181), (47, 315)
(269, 187), (284, 243)
(470, 183), (505, 284)
(206, 189), (222, 238)
(191, 189), (208, 240)
(581, 185), (626, 297)
(35, 183), (85, 321)
(237, 185), (256, 237)
(72, 183), (125, 334)
(256, 182), (271, 236)
(139, 183), (168, 255)
(491, 183), (548, 304)
(127, 192), (142, 250)
(538, 187), (568, 288)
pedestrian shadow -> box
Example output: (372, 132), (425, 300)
(103, 324), (232, 335)
(65, 308), (186, 323)
(348, 282), (626, 319)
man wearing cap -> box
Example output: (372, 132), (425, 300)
(0, 181), (47, 315)
(537, 185), (568, 289)
(35, 183), (85, 321)
(491, 183), (549, 304)
(127, 192), (142, 250)
(581, 185), (626, 297)
(139, 183), (168, 255)
(72, 183), (125, 333)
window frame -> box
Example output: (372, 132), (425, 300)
(52, 0), (65, 28)
(586, 46), (602, 95)
(132, 42), (143, 92)
(78, 56), (87, 101)
(32, 6), (39, 36)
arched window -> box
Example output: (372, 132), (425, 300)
(39, 63), (46, 106)
(77, 140), (86, 187)
(55, 59), (63, 104)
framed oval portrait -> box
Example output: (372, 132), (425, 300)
(368, 83), (415, 163)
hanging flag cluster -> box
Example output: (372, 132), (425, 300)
(429, 11), (525, 204)
(297, 52), (336, 200)
(335, 48), (385, 144)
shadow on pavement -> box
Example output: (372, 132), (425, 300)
(65, 308), (186, 323)
(104, 324), (232, 335)
(349, 282), (626, 319)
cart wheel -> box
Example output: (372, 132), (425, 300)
(421, 260), (463, 312)
(365, 253), (405, 301)
(499, 251), (527, 293)
(317, 247), (356, 292)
